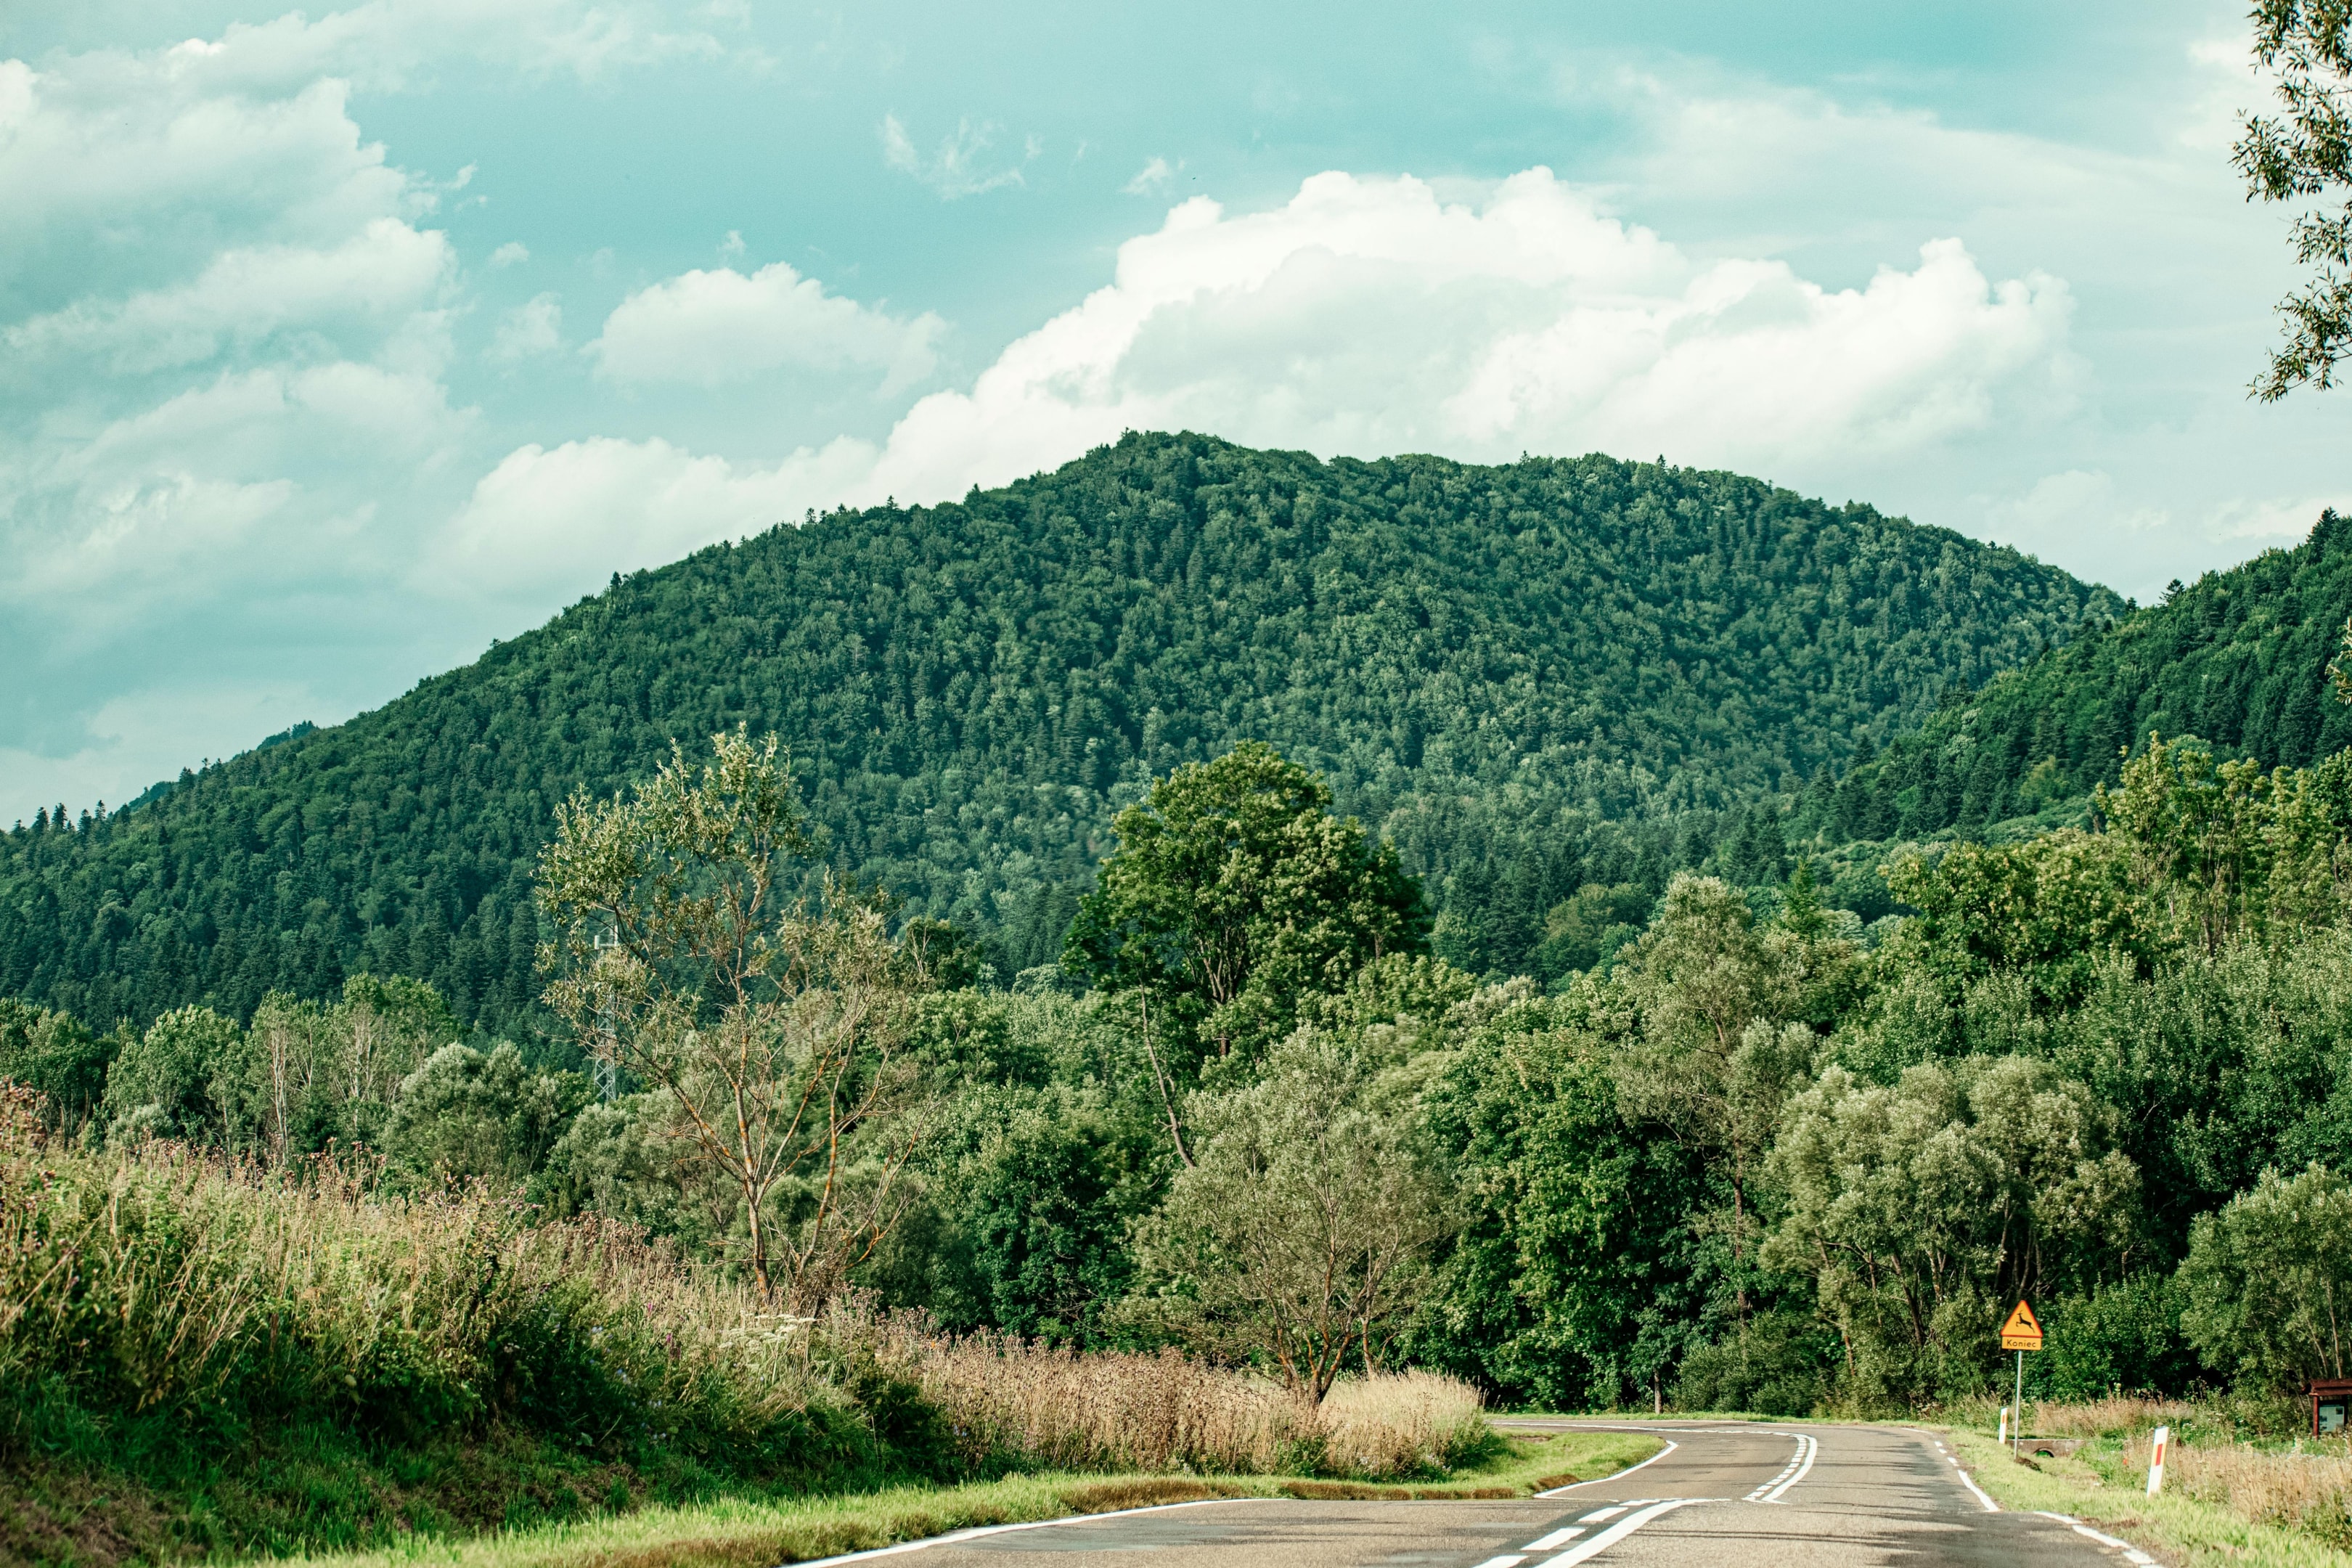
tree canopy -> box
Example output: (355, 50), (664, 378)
(0, 432), (2112, 1039)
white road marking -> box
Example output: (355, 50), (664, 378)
(1746, 1433), (1818, 1503)
(1534, 1498), (1712, 1567)
(1523, 1525), (1586, 1549)
(1580, 1506), (1637, 1522)
(2038, 1511), (2158, 1565)
(788, 1498), (1257, 1564)
(1952, 1458), (2001, 1513)
(1470, 1557), (1527, 1567)
(1535, 1440), (1680, 1495)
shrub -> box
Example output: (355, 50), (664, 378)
(2181, 1164), (2352, 1392)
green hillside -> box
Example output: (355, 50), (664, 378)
(0, 432), (2117, 1036)
(1826, 509), (2352, 841)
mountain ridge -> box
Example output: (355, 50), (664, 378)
(0, 431), (2118, 1035)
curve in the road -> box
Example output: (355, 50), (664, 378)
(793, 1421), (2149, 1568)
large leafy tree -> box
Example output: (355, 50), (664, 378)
(538, 727), (936, 1309)
(1128, 1026), (1452, 1401)
(1063, 742), (1429, 1072)
(2181, 1161), (2352, 1389)
(2237, 0), (2352, 398)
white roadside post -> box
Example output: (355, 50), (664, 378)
(2147, 1425), (2169, 1495)
(1998, 1405), (2009, 1445)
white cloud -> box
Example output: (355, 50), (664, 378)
(6, 361), (471, 600)
(589, 262), (944, 392)
(2, 218), (453, 380)
(431, 433), (881, 599)
(0, 60), (411, 308)
(880, 112), (1032, 199)
(428, 166), (2078, 606)
(489, 240), (531, 267)
(489, 292), (563, 362)
(1124, 156), (1173, 195)
(2205, 494), (2345, 544)
(852, 167), (2070, 499)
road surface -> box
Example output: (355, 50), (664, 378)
(802, 1421), (2155, 1568)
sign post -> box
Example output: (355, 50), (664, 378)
(1999, 1299), (2044, 1458)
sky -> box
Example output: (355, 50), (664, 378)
(1, 0), (2345, 823)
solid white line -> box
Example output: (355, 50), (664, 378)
(1524, 1525), (1585, 1549)
(788, 1497), (1258, 1565)
(1535, 1440), (1680, 1495)
(1759, 1434), (1818, 1503)
(2038, 1511), (2157, 1565)
(1953, 1460), (2000, 1513)
(1744, 1433), (1815, 1503)
(1534, 1498), (1712, 1567)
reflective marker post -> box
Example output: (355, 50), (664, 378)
(2147, 1425), (2168, 1495)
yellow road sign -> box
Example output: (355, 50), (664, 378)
(2000, 1299), (2044, 1351)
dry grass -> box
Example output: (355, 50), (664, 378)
(1318, 1370), (1493, 1478)
(2029, 1396), (2205, 1439)
(1948, 1426), (2352, 1568)
(854, 1315), (1490, 1481)
(0, 1101), (848, 1461)
(2120, 1432), (2352, 1546)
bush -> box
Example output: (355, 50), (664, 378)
(1670, 1311), (1837, 1416)
(2181, 1163), (2352, 1392)
(2035, 1272), (2200, 1400)
(381, 1042), (591, 1193)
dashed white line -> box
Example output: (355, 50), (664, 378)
(1470, 1557), (1527, 1568)
(2039, 1511), (2159, 1565)
(1532, 1498), (1713, 1567)
(1524, 1526), (1586, 1550)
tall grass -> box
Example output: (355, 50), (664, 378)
(0, 1087), (871, 1483)
(1948, 1391), (2352, 1551)
(0, 1085), (1500, 1564)
(2118, 1432), (2352, 1546)
(852, 1313), (1489, 1481)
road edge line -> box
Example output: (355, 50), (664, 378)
(1536, 1440), (1680, 1496)
(2038, 1511), (2160, 1566)
(785, 1496), (1262, 1566)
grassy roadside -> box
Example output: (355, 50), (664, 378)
(252, 1430), (1662, 1568)
(1944, 1427), (2352, 1568)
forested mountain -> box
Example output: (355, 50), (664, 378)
(1824, 510), (2352, 841)
(0, 432), (2116, 1037)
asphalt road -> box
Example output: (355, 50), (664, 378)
(804, 1421), (2154, 1568)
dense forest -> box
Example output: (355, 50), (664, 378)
(9, 729), (2348, 1432)
(7, 438), (2352, 1558)
(0, 433), (2115, 1041)
(1826, 510), (2352, 841)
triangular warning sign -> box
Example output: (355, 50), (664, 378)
(2000, 1299), (2044, 1350)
